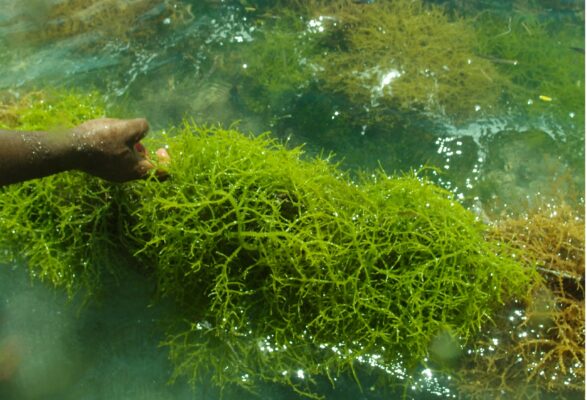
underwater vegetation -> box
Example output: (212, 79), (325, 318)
(222, 0), (507, 131)
(0, 90), (105, 130)
(429, 0), (585, 16)
(455, 203), (585, 399)
(475, 128), (584, 214)
(0, 0), (194, 47)
(231, 16), (320, 116)
(0, 91), (544, 397)
(471, 6), (585, 127)
(261, 0), (506, 124)
(122, 125), (535, 397)
(313, 0), (504, 122)
(228, 0), (584, 136)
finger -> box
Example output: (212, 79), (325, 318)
(135, 157), (169, 181)
(135, 158), (155, 177)
(123, 118), (150, 146)
(154, 148), (171, 180)
(155, 148), (170, 164)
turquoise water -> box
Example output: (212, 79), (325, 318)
(0, 1), (584, 399)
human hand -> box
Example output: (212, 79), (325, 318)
(69, 118), (169, 182)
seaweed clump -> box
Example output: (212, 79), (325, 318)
(0, 91), (535, 397)
(311, 0), (505, 123)
(122, 127), (533, 395)
(225, 0), (507, 130)
(455, 203), (585, 399)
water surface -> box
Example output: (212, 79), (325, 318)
(0, 1), (584, 399)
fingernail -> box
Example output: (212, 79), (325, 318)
(156, 148), (170, 163)
(134, 142), (147, 154)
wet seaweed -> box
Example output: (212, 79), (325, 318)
(0, 91), (537, 397)
(455, 203), (585, 399)
(471, 7), (585, 126)
(309, 0), (506, 124)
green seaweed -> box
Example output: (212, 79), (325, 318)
(309, 0), (506, 124)
(471, 8), (585, 126)
(120, 125), (534, 396)
(0, 91), (536, 397)
(232, 15), (321, 116)
(228, 0), (508, 129)
(239, 0), (584, 131)
(0, 90), (106, 131)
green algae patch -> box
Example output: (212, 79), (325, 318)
(0, 174), (119, 297)
(0, 90), (106, 131)
(472, 9), (585, 126)
(0, 92), (535, 396)
(224, 0), (508, 129)
(122, 125), (534, 395)
(2, 0), (194, 47)
(311, 0), (505, 123)
(234, 16), (320, 116)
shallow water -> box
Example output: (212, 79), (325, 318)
(0, 0), (584, 399)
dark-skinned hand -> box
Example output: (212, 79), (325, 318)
(70, 118), (169, 182)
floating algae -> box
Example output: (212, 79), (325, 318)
(0, 91), (537, 397)
(231, 15), (319, 116)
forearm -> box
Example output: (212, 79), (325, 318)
(0, 118), (166, 186)
(0, 129), (79, 186)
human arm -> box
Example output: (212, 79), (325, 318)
(0, 118), (168, 187)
